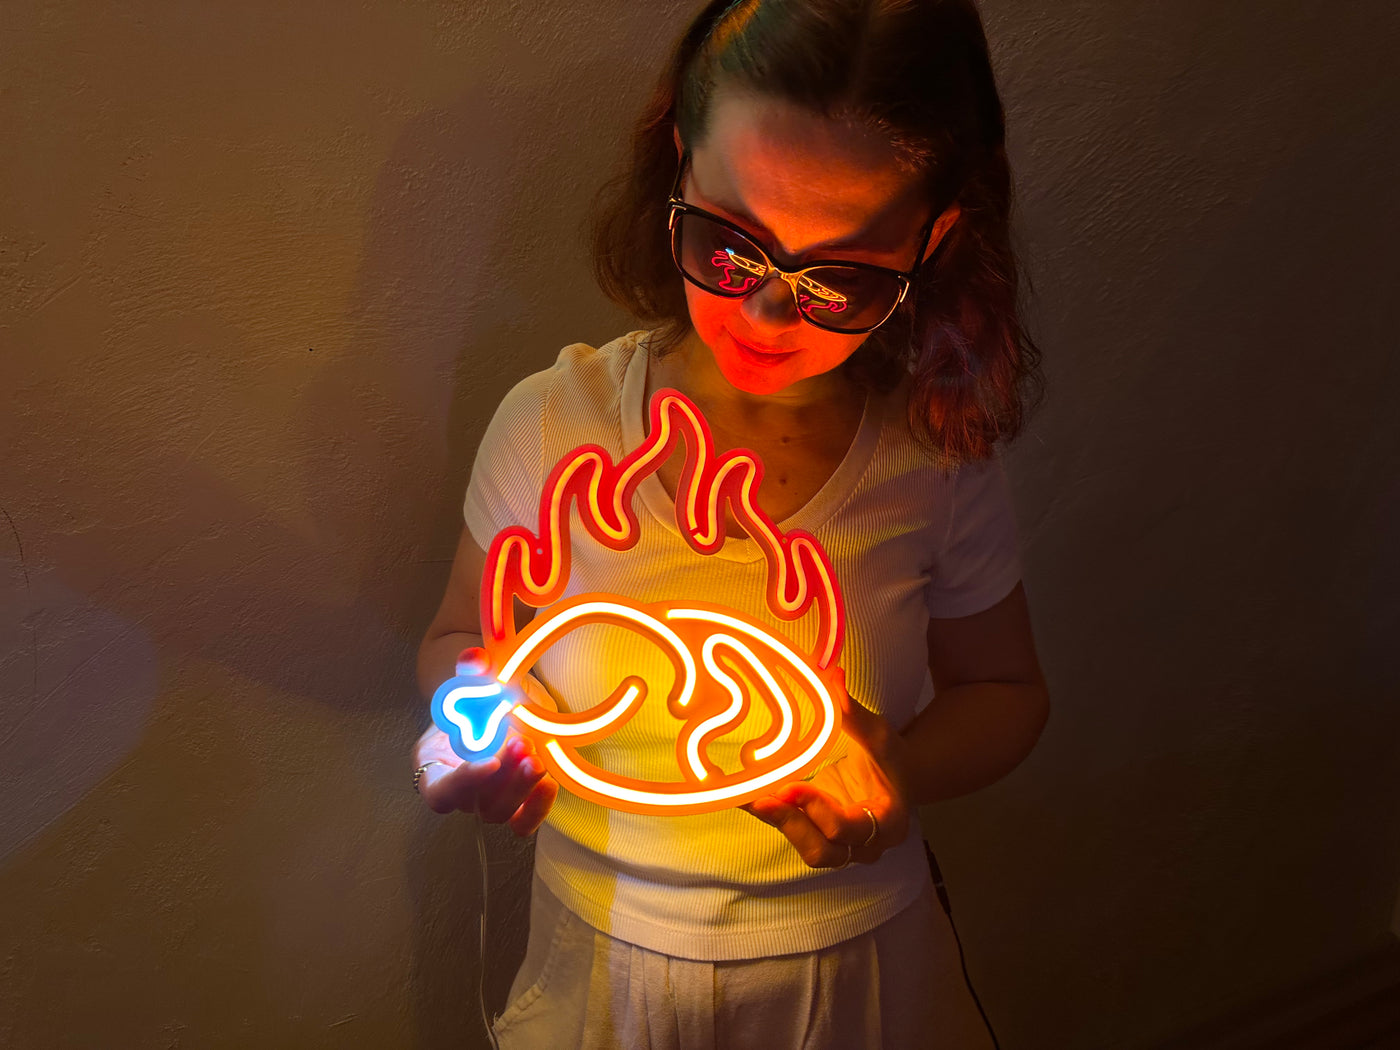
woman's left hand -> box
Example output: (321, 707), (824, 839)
(742, 678), (913, 869)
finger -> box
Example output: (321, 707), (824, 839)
(448, 732), (534, 796)
(479, 750), (548, 824)
(421, 755), (501, 814)
(741, 796), (781, 827)
(415, 727), (475, 768)
(776, 783), (866, 844)
(745, 794), (792, 828)
(752, 797), (850, 869)
(775, 782), (836, 810)
(508, 775), (559, 838)
(471, 738), (538, 820)
(419, 722), (524, 769)
(790, 781), (898, 851)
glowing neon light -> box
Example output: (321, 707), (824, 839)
(797, 290), (848, 316)
(434, 387), (848, 815)
(711, 249), (764, 293)
(484, 388), (844, 667)
(431, 655), (519, 759)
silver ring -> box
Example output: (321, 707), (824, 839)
(413, 760), (448, 794)
(860, 806), (879, 848)
(834, 843), (853, 870)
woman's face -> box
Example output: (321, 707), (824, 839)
(676, 89), (957, 400)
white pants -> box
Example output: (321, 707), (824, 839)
(493, 872), (997, 1050)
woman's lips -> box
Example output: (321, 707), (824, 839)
(730, 333), (798, 364)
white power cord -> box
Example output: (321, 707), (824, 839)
(472, 804), (500, 1050)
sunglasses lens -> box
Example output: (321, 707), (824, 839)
(671, 211), (904, 333)
(673, 211), (768, 296)
(792, 267), (904, 333)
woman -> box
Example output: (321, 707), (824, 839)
(414, 1), (1049, 1045)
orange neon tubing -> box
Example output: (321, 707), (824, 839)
(454, 387), (847, 816)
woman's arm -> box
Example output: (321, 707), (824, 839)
(900, 580), (1050, 806)
(417, 525), (552, 703)
(743, 581), (1049, 867)
(416, 525), (492, 699)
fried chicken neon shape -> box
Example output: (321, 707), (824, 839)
(431, 387), (846, 816)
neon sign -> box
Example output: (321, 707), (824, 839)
(431, 387), (846, 815)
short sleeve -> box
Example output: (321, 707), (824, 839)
(462, 370), (552, 548)
(924, 453), (1023, 618)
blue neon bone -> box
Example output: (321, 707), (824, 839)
(431, 676), (519, 760)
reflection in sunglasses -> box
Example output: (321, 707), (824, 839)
(707, 247), (851, 316)
(711, 248), (764, 293)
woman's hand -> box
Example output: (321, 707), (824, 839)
(412, 676), (559, 837)
(742, 679), (913, 869)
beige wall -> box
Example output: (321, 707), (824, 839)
(2, 2), (1397, 1047)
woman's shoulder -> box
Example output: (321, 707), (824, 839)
(538, 328), (648, 405)
(494, 329), (648, 412)
(868, 375), (961, 480)
(482, 329), (651, 464)
(859, 376), (1022, 532)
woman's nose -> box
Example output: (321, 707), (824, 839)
(742, 273), (802, 329)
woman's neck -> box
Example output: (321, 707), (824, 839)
(655, 328), (859, 432)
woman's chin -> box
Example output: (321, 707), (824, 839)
(715, 358), (795, 396)
(714, 340), (805, 395)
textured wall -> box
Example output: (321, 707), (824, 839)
(2, 2), (1397, 1048)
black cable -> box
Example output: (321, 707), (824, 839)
(924, 839), (1001, 1050)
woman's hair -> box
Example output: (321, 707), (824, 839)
(589, 0), (1044, 465)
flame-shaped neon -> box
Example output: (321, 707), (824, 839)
(710, 249), (763, 293)
(484, 387), (845, 670)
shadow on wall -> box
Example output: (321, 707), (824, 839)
(3, 49), (641, 802)
(2, 35), (644, 1045)
(315, 57), (647, 1043)
(372, 59), (649, 1047)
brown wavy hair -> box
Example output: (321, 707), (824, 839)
(589, 0), (1044, 465)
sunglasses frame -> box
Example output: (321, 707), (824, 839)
(665, 150), (939, 335)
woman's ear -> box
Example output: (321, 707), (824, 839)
(924, 202), (962, 263)
(673, 125), (685, 160)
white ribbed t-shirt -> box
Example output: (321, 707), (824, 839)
(463, 330), (1022, 961)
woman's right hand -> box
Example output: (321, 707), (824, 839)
(414, 729), (557, 836)
(413, 677), (559, 836)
